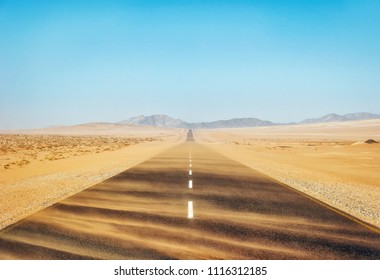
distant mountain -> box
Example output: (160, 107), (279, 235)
(300, 112), (380, 124)
(188, 118), (275, 129)
(118, 113), (380, 129)
(119, 115), (275, 129)
(5, 112), (379, 133)
(119, 115), (188, 128)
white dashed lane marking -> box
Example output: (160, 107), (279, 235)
(188, 151), (194, 218)
(188, 201), (193, 219)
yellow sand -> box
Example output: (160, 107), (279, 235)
(0, 128), (184, 229)
(196, 119), (380, 228)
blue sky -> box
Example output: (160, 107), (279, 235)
(1, 0), (379, 129)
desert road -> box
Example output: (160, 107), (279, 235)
(0, 130), (379, 259)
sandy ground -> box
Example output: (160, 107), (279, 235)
(0, 127), (184, 230)
(1, 139), (379, 259)
(195, 119), (380, 228)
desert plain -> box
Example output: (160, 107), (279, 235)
(0, 119), (379, 238)
(0, 124), (184, 230)
(196, 119), (380, 229)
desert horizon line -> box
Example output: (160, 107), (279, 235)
(4, 111), (379, 131)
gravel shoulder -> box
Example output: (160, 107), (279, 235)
(0, 134), (183, 230)
(196, 129), (380, 229)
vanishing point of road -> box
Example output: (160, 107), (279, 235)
(0, 130), (379, 259)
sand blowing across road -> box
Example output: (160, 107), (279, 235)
(196, 119), (380, 228)
(0, 125), (184, 230)
(0, 130), (379, 260)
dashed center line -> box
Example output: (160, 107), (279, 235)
(188, 201), (193, 219)
(188, 152), (194, 218)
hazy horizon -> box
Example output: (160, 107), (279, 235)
(1, 1), (380, 129)
(2, 111), (380, 131)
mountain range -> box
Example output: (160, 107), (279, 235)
(118, 112), (380, 129)
(300, 112), (380, 124)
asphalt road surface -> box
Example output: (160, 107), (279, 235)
(0, 130), (379, 259)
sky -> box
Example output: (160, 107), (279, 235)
(1, 0), (379, 129)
